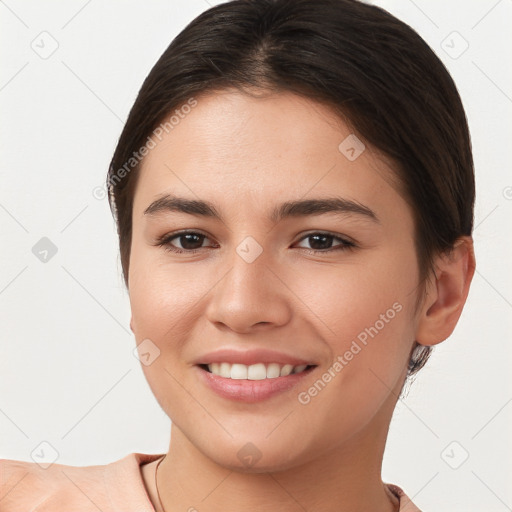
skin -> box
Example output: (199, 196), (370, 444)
(128, 89), (475, 512)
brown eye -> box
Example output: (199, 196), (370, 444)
(295, 232), (355, 253)
(156, 231), (215, 254)
(171, 233), (207, 250)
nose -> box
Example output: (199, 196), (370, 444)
(204, 244), (293, 334)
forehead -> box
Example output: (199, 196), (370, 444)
(133, 89), (409, 224)
(142, 89), (362, 172)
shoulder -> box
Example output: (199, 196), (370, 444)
(0, 456), (109, 511)
(0, 453), (162, 512)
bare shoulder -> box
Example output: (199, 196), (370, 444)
(0, 457), (109, 511)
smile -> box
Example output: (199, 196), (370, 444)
(196, 363), (317, 403)
(202, 362), (313, 380)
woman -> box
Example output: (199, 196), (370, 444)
(0, 0), (475, 510)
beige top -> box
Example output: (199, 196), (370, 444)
(0, 452), (421, 511)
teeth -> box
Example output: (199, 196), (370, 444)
(231, 363), (248, 379)
(206, 362), (310, 380)
(248, 363), (266, 380)
(266, 363), (281, 378)
(219, 362), (231, 378)
(280, 364), (293, 377)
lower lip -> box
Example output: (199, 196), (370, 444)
(196, 365), (316, 403)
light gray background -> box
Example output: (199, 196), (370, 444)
(0, 1), (511, 510)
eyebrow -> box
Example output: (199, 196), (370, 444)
(143, 194), (379, 224)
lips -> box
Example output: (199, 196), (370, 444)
(195, 364), (316, 402)
(193, 348), (318, 402)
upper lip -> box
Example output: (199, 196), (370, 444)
(194, 348), (316, 367)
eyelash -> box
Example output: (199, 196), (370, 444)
(155, 230), (356, 255)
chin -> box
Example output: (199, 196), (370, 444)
(202, 440), (310, 475)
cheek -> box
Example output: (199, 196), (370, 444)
(294, 253), (417, 344)
(289, 263), (416, 445)
(128, 238), (206, 337)
(291, 249), (418, 395)
(127, 246), (210, 412)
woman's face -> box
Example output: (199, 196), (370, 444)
(128, 90), (422, 471)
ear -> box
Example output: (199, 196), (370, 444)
(415, 236), (476, 346)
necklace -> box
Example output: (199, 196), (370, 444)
(154, 455), (167, 512)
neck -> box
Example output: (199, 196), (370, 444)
(156, 416), (398, 512)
